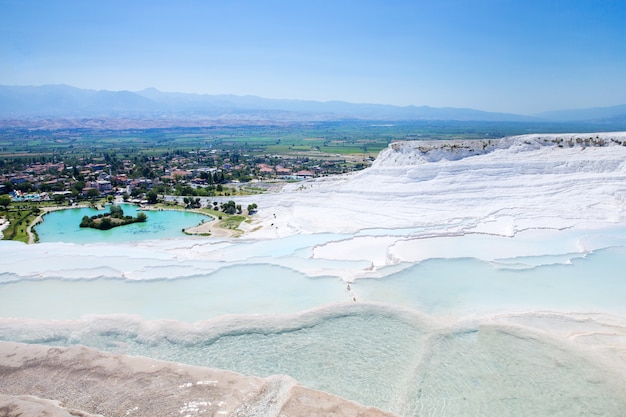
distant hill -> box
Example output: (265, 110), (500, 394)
(0, 84), (534, 122)
(0, 84), (159, 116)
(2, 84), (624, 126)
(536, 104), (626, 123)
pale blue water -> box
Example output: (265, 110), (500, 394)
(2, 247), (626, 321)
(2, 225), (626, 416)
(0, 264), (347, 320)
(35, 204), (211, 243)
(357, 247), (626, 316)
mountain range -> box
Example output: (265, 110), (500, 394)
(0, 84), (625, 124)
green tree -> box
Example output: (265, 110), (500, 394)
(109, 205), (124, 218)
(72, 181), (85, 194)
(53, 193), (65, 204)
(222, 200), (237, 215)
(86, 188), (100, 199)
(130, 186), (146, 197)
(100, 217), (113, 230)
(0, 194), (11, 210)
(15, 181), (34, 193)
(146, 190), (159, 204)
(136, 212), (147, 222)
(2, 181), (14, 193)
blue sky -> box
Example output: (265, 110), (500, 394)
(1, 0), (625, 114)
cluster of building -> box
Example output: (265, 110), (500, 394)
(1, 148), (368, 201)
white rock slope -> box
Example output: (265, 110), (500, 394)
(249, 132), (626, 237)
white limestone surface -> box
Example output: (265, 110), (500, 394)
(248, 133), (626, 238)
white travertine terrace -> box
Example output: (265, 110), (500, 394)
(248, 132), (626, 238)
(0, 341), (395, 417)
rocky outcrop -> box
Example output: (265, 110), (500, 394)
(375, 132), (626, 166)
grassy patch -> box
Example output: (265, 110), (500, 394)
(1, 207), (39, 243)
(218, 215), (246, 230)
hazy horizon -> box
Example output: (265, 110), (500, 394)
(4, 83), (626, 117)
(1, 1), (625, 115)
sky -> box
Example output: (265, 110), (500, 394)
(1, 0), (625, 115)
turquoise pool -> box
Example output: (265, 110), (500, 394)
(35, 204), (212, 244)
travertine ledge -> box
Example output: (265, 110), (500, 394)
(0, 341), (396, 417)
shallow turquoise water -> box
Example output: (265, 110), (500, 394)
(3, 225), (626, 416)
(356, 247), (626, 316)
(2, 304), (625, 417)
(0, 264), (348, 320)
(2, 247), (626, 321)
(35, 204), (211, 243)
